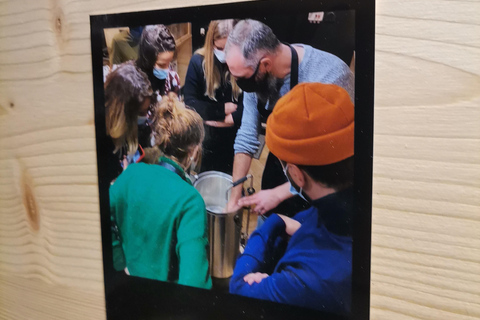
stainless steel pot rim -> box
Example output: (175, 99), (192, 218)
(193, 170), (233, 184)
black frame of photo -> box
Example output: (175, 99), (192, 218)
(90, 0), (374, 319)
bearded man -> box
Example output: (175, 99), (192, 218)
(225, 19), (354, 220)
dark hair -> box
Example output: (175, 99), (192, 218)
(136, 25), (176, 72)
(298, 156), (354, 191)
(104, 62), (153, 154)
(225, 19), (280, 69)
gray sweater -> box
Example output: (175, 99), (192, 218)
(234, 44), (354, 156)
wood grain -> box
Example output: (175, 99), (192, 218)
(0, 0), (479, 319)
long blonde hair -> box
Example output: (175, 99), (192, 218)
(151, 95), (205, 169)
(105, 63), (153, 155)
(196, 20), (241, 101)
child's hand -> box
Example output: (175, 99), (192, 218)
(243, 272), (269, 285)
(277, 214), (301, 236)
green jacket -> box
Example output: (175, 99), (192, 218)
(110, 158), (212, 289)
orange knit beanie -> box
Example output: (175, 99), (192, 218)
(265, 83), (354, 166)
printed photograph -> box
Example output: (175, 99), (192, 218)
(91, 2), (371, 318)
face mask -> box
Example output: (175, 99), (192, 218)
(283, 164), (309, 202)
(150, 135), (156, 147)
(235, 62), (262, 92)
(214, 48), (226, 63)
(188, 156), (198, 174)
(187, 147), (200, 174)
(153, 67), (169, 80)
(137, 116), (147, 125)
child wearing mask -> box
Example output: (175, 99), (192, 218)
(230, 83), (354, 315)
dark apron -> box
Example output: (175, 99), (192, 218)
(258, 45), (310, 217)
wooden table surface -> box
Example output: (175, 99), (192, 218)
(0, 0), (479, 319)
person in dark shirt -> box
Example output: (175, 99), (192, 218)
(230, 83), (355, 316)
(183, 20), (243, 174)
(104, 63), (154, 183)
(133, 25), (181, 152)
(136, 25), (181, 101)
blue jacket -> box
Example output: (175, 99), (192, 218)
(230, 189), (353, 315)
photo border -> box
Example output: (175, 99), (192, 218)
(90, 0), (374, 319)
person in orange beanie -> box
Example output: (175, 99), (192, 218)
(230, 83), (354, 316)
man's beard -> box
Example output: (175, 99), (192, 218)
(256, 72), (284, 108)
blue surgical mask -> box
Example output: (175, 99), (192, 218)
(137, 116), (152, 126)
(214, 48), (226, 63)
(153, 67), (169, 80)
(283, 164), (309, 202)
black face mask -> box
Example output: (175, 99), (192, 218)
(235, 62), (264, 93)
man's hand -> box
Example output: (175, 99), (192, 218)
(225, 153), (253, 212)
(277, 214), (301, 236)
(225, 189), (243, 212)
(237, 183), (294, 214)
(243, 272), (269, 285)
(225, 102), (238, 115)
(237, 189), (282, 215)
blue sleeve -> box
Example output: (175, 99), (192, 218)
(230, 214), (314, 306)
(230, 263), (313, 307)
(230, 215), (286, 290)
(233, 92), (261, 155)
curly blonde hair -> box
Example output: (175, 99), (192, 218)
(151, 96), (205, 169)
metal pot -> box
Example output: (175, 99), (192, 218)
(193, 171), (243, 279)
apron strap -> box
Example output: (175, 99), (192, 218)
(290, 44), (299, 88)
